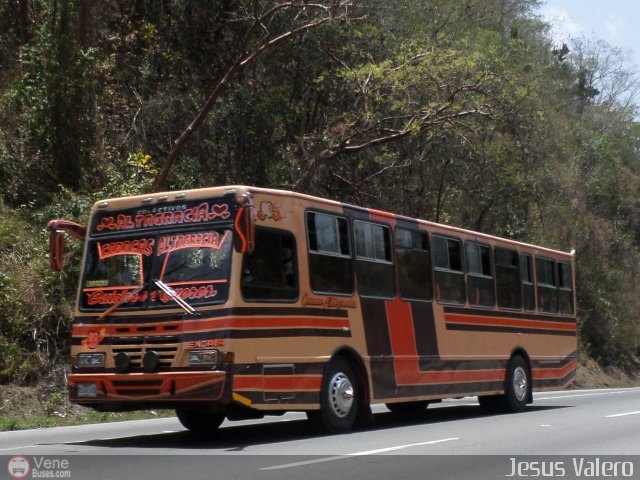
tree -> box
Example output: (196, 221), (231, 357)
(152, 0), (362, 190)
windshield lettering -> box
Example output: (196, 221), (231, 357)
(157, 231), (229, 256)
(97, 238), (155, 258)
(86, 288), (149, 306)
(80, 227), (233, 311)
(157, 284), (219, 303)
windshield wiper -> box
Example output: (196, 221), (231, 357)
(154, 280), (196, 315)
(99, 285), (145, 319)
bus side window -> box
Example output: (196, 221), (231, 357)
(354, 220), (394, 298)
(557, 261), (574, 315)
(535, 256), (558, 313)
(465, 242), (495, 308)
(396, 228), (433, 301)
(495, 247), (522, 310)
(307, 212), (354, 294)
(241, 228), (298, 302)
(520, 253), (536, 311)
(432, 235), (466, 304)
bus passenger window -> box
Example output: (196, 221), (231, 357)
(536, 256), (558, 313)
(557, 261), (574, 315)
(520, 253), (536, 311)
(396, 228), (432, 301)
(432, 235), (466, 304)
(241, 228), (298, 301)
(495, 247), (522, 310)
(465, 242), (494, 307)
(354, 221), (394, 298)
(307, 212), (353, 294)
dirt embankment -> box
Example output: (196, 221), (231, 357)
(572, 356), (640, 389)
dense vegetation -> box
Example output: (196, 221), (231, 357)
(1, 0), (640, 384)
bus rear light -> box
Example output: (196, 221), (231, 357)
(77, 353), (105, 368)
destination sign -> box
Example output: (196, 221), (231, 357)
(90, 198), (236, 236)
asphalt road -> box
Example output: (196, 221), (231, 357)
(2, 387), (640, 480)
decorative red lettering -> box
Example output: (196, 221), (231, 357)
(85, 289), (147, 306)
(188, 339), (225, 348)
(157, 285), (218, 304)
(301, 293), (356, 309)
(97, 238), (155, 259)
(96, 214), (134, 232)
(97, 202), (231, 234)
(157, 231), (229, 256)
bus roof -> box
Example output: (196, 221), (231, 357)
(92, 184), (574, 259)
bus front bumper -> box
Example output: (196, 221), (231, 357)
(67, 371), (229, 404)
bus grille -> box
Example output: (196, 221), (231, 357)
(111, 335), (179, 370)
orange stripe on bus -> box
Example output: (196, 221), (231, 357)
(385, 298), (504, 385)
(72, 316), (349, 336)
(533, 359), (577, 379)
(445, 313), (577, 332)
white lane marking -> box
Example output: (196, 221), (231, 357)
(536, 390), (629, 401)
(0, 444), (39, 452)
(260, 437), (459, 471)
(539, 425), (552, 427)
(606, 411), (640, 418)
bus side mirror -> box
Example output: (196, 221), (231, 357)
(233, 204), (255, 254)
(49, 229), (65, 271)
(47, 220), (87, 272)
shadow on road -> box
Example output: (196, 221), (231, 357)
(66, 404), (571, 452)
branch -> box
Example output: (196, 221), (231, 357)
(152, 1), (361, 191)
(294, 104), (491, 192)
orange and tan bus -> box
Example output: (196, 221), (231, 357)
(48, 185), (576, 433)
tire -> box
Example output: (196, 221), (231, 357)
(313, 357), (359, 433)
(385, 400), (429, 417)
(176, 407), (225, 434)
(502, 355), (530, 413)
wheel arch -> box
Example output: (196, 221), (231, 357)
(329, 346), (371, 406)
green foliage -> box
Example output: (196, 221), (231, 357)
(0, 202), (73, 383)
(4, 0), (96, 200)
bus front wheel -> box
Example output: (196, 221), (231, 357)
(310, 357), (359, 433)
(176, 407), (225, 434)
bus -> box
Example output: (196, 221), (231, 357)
(48, 185), (577, 433)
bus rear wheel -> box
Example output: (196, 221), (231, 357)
(503, 355), (529, 412)
(311, 357), (359, 433)
(176, 407), (225, 434)
(478, 355), (530, 413)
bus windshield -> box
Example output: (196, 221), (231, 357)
(80, 229), (233, 311)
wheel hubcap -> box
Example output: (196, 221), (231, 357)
(328, 372), (354, 418)
(513, 366), (527, 402)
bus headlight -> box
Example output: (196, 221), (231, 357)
(77, 353), (105, 368)
(189, 350), (219, 366)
